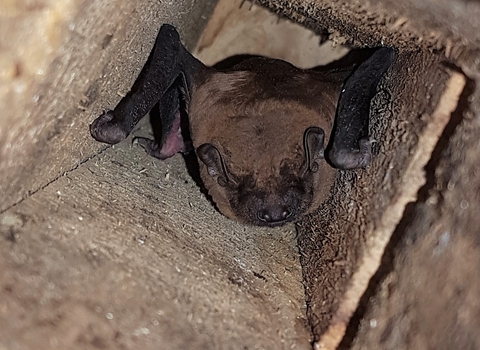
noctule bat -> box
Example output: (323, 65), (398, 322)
(90, 24), (395, 227)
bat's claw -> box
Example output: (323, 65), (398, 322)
(134, 136), (173, 160)
(329, 138), (372, 170)
(90, 110), (128, 144)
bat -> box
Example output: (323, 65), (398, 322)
(90, 24), (395, 227)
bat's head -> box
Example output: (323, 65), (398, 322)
(190, 65), (339, 227)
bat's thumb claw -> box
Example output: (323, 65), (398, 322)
(90, 110), (128, 144)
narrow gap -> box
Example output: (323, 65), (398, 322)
(337, 68), (474, 350)
(0, 145), (110, 215)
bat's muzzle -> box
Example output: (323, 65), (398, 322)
(256, 205), (293, 225)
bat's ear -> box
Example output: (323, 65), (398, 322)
(303, 127), (325, 173)
(197, 143), (232, 187)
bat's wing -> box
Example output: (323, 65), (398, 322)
(328, 47), (396, 170)
(90, 24), (205, 156)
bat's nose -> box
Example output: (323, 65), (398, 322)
(257, 205), (292, 224)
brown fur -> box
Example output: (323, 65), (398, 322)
(188, 58), (343, 225)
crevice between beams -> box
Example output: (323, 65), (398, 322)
(337, 67), (475, 349)
(314, 69), (468, 350)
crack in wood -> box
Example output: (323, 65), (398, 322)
(0, 145), (110, 216)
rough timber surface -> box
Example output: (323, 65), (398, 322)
(0, 125), (311, 350)
(0, 0), (216, 213)
(298, 50), (453, 344)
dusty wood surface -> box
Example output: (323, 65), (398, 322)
(0, 129), (310, 349)
(318, 70), (467, 350)
(0, 0), (216, 213)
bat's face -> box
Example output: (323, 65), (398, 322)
(196, 127), (335, 227)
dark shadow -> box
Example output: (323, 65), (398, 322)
(213, 48), (380, 73)
(149, 102), (163, 144)
(177, 96), (216, 206)
(313, 48), (378, 73)
(213, 54), (264, 70)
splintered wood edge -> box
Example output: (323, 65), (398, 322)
(315, 70), (467, 350)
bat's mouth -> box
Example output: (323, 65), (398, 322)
(265, 220), (293, 227)
(257, 218), (296, 227)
